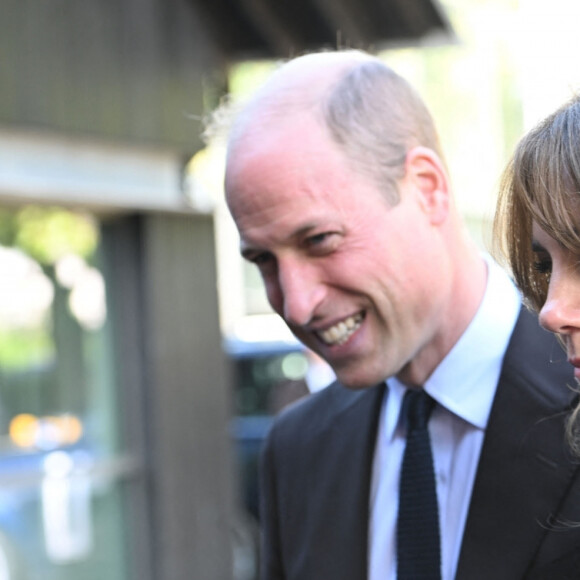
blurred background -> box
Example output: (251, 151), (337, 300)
(1, 0), (580, 578)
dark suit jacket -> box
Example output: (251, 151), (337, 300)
(260, 308), (580, 579)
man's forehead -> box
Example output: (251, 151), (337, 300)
(226, 95), (319, 162)
(225, 106), (334, 193)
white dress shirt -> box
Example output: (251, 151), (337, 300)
(369, 256), (521, 580)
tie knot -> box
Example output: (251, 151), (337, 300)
(402, 389), (435, 431)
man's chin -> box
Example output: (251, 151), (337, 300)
(334, 369), (384, 390)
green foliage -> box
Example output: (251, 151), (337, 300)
(0, 205), (100, 369)
(15, 206), (99, 265)
(228, 61), (278, 101)
(0, 327), (54, 370)
(0, 209), (18, 246)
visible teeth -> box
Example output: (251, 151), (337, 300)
(318, 314), (363, 345)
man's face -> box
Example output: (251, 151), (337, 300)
(225, 114), (450, 389)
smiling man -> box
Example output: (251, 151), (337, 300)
(221, 50), (580, 580)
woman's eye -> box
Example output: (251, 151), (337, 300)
(533, 258), (552, 275)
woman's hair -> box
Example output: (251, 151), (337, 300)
(494, 94), (580, 312)
(494, 94), (580, 453)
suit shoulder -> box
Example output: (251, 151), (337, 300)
(267, 381), (384, 448)
(272, 381), (353, 429)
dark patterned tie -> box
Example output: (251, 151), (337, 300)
(397, 389), (441, 580)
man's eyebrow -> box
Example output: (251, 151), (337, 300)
(238, 222), (325, 259)
(292, 223), (321, 237)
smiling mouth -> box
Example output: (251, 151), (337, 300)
(317, 313), (364, 346)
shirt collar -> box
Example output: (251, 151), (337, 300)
(423, 255), (521, 429)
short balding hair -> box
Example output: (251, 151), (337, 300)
(211, 50), (444, 205)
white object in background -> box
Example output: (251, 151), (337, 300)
(41, 450), (93, 564)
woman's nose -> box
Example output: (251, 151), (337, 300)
(539, 274), (580, 335)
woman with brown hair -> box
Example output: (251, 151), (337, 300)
(494, 95), (580, 449)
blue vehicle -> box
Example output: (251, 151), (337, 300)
(226, 333), (335, 523)
(226, 336), (310, 521)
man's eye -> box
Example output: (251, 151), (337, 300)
(250, 252), (274, 266)
(305, 232), (339, 253)
(244, 252), (275, 270)
(308, 233), (329, 244)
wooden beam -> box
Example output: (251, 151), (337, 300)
(238, 0), (303, 56)
(311, 0), (371, 48)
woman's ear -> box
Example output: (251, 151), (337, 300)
(404, 146), (450, 225)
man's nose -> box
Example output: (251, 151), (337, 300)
(277, 259), (325, 327)
(539, 275), (580, 335)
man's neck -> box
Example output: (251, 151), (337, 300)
(397, 251), (488, 387)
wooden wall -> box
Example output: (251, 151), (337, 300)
(0, 0), (226, 152)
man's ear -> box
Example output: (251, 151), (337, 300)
(404, 146), (450, 225)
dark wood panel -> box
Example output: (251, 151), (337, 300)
(0, 0), (224, 151)
(193, 0), (454, 60)
(142, 213), (235, 580)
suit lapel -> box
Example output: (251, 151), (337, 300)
(299, 381), (385, 579)
(456, 309), (577, 580)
